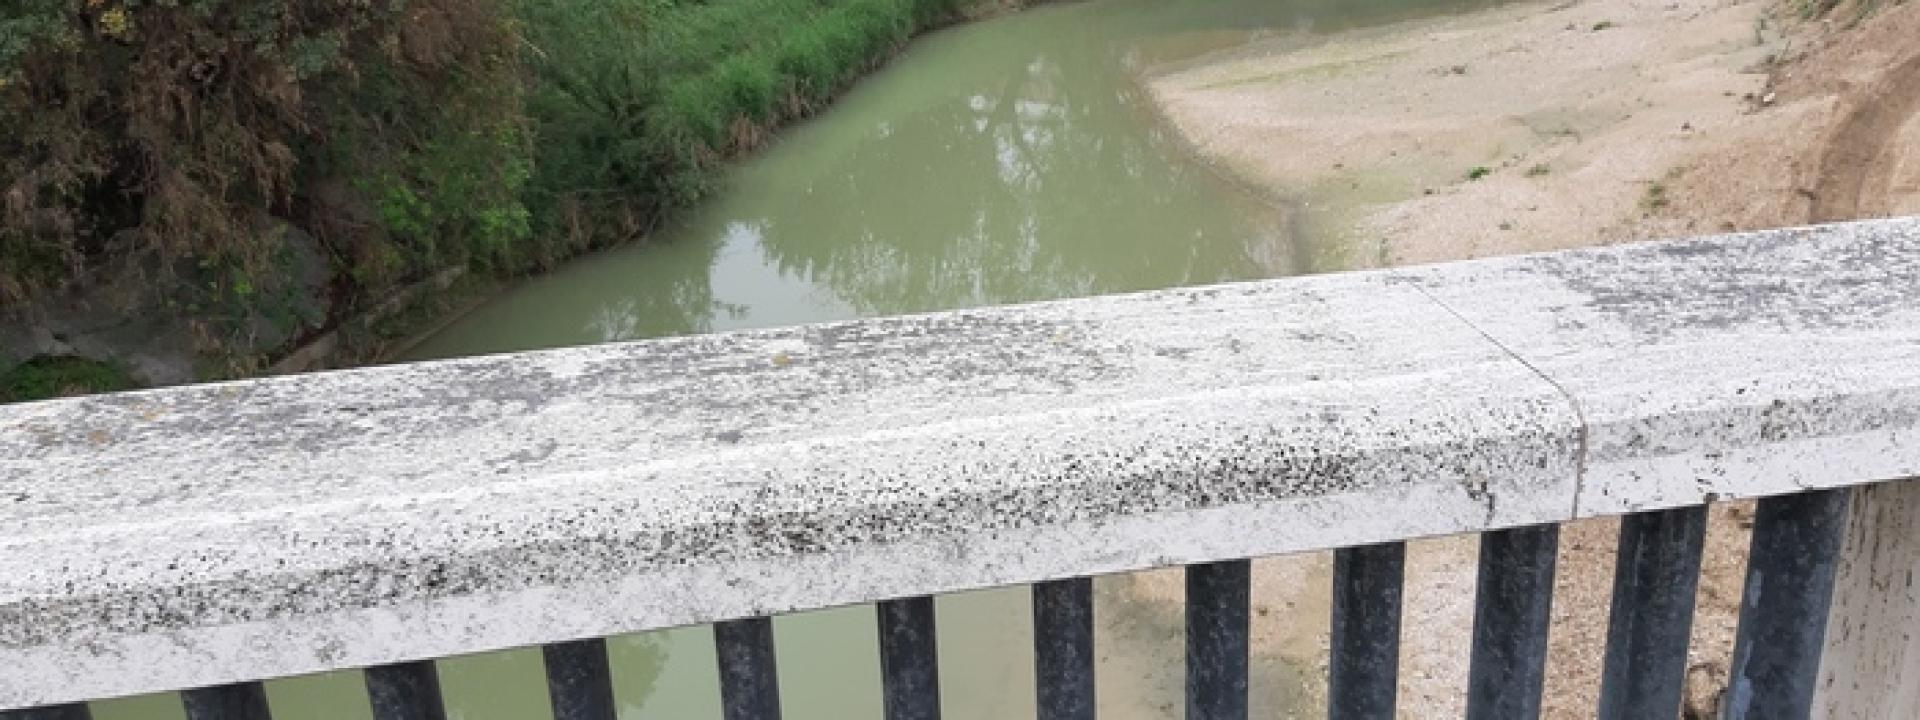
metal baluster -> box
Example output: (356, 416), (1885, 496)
(182, 683), (271, 720)
(1187, 560), (1250, 720)
(878, 597), (941, 720)
(1032, 577), (1094, 720)
(1597, 506), (1709, 719)
(716, 618), (782, 720)
(543, 639), (616, 720)
(366, 661), (448, 720)
(1466, 524), (1559, 719)
(1725, 488), (1850, 719)
(1329, 542), (1404, 720)
(0, 704), (92, 720)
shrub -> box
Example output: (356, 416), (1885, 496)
(0, 356), (137, 402)
(1, 0), (985, 369)
(0, 0), (525, 347)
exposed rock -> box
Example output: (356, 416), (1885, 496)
(0, 218), (332, 387)
(0, 286), (201, 387)
(1682, 661), (1728, 719)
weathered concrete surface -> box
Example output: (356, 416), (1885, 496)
(1406, 218), (1920, 517)
(0, 268), (1578, 707)
(1, 217), (1917, 708)
(1815, 478), (1920, 719)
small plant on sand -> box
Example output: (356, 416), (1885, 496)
(1592, 20), (1616, 31)
(1643, 182), (1672, 212)
(1525, 163), (1552, 177)
(1466, 166), (1493, 181)
(1795, 0), (1842, 19)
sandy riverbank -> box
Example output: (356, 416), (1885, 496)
(1125, 0), (1920, 716)
(1149, 0), (1920, 264)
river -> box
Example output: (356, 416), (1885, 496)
(91, 0), (1499, 718)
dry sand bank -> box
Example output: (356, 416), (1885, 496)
(1150, 0), (1920, 264)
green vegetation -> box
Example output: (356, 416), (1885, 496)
(0, 356), (137, 403)
(1643, 181), (1671, 212)
(1795, 0), (1834, 15)
(1, 0), (983, 370)
(1591, 20), (1616, 31)
(1466, 166), (1493, 181)
(1525, 163), (1552, 177)
(1794, 0), (1903, 27)
(2, 0), (525, 350)
(516, 0), (975, 253)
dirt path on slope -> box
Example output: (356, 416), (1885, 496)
(1811, 50), (1920, 221)
(1674, 0), (1920, 233)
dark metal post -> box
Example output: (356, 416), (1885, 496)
(366, 661), (448, 720)
(1596, 506), (1708, 719)
(0, 705), (92, 720)
(878, 597), (941, 720)
(1724, 488), (1850, 720)
(1032, 577), (1095, 720)
(543, 639), (616, 720)
(716, 617), (782, 720)
(1187, 559), (1250, 720)
(1330, 542), (1404, 720)
(1465, 524), (1559, 720)
(182, 682), (272, 720)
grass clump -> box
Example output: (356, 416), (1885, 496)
(1795, 0), (1843, 18)
(1466, 166), (1494, 181)
(516, 0), (974, 251)
(1525, 163), (1552, 177)
(1795, 0), (1900, 27)
(1591, 20), (1616, 31)
(1643, 182), (1672, 212)
(0, 356), (137, 403)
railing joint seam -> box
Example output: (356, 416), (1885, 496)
(1411, 281), (1593, 519)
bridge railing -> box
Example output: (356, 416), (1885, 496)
(5, 218), (1920, 719)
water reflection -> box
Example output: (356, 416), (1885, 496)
(745, 24), (1288, 317)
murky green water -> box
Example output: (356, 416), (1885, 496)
(92, 1), (1506, 718)
(407, 0), (1516, 356)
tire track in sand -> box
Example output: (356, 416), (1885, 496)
(1810, 50), (1920, 221)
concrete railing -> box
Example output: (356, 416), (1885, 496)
(5, 218), (1920, 719)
